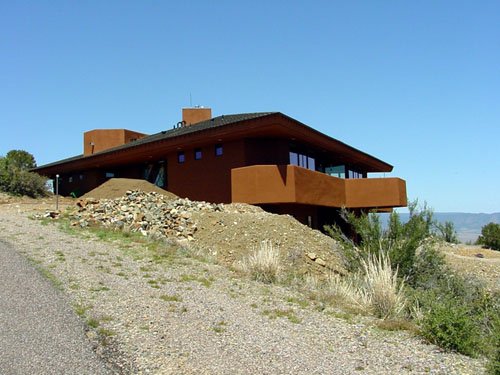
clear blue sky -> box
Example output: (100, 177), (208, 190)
(1, 1), (499, 213)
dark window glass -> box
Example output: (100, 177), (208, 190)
(194, 148), (202, 160)
(215, 144), (223, 156)
(177, 151), (185, 163)
(289, 152), (298, 165)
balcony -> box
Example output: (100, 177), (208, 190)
(231, 165), (407, 209)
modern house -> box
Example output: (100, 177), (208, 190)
(34, 107), (407, 229)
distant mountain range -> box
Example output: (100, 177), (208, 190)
(380, 212), (500, 243)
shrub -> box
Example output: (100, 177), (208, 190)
(477, 223), (500, 251)
(486, 320), (500, 375)
(5, 169), (49, 198)
(239, 240), (281, 283)
(406, 245), (447, 290)
(325, 200), (434, 277)
(326, 201), (499, 361)
(412, 269), (499, 358)
(0, 150), (49, 198)
(420, 297), (481, 357)
(435, 221), (459, 244)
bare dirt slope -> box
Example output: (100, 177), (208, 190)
(439, 243), (500, 291)
(82, 178), (178, 200)
(191, 205), (344, 276)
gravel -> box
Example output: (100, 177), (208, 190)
(0, 203), (486, 374)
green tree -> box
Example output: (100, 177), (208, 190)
(477, 223), (500, 251)
(5, 149), (37, 170)
(0, 150), (48, 198)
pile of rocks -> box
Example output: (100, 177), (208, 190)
(71, 190), (224, 241)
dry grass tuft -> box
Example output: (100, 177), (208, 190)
(238, 240), (282, 283)
(358, 252), (407, 319)
(316, 253), (406, 319)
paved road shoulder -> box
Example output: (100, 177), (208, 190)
(0, 239), (109, 375)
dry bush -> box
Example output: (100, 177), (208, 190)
(323, 273), (365, 310)
(317, 253), (406, 319)
(238, 240), (281, 283)
(359, 252), (406, 319)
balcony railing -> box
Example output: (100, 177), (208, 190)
(231, 165), (407, 209)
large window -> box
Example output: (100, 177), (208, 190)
(289, 151), (316, 171)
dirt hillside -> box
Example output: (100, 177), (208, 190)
(439, 243), (500, 291)
(71, 187), (346, 277)
(82, 178), (178, 200)
(191, 204), (344, 277)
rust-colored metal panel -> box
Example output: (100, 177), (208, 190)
(232, 165), (407, 209)
(293, 166), (346, 206)
(345, 178), (407, 208)
(231, 165), (297, 204)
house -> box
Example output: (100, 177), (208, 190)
(34, 107), (407, 229)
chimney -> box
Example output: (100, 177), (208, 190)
(182, 107), (212, 126)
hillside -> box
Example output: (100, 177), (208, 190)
(0, 196), (485, 374)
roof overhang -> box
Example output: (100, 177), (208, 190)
(34, 113), (393, 176)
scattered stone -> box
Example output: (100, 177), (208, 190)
(306, 252), (317, 261)
(315, 258), (327, 267)
(69, 190), (226, 242)
(44, 211), (60, 219)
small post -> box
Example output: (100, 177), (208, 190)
(55, 174), (59, 211)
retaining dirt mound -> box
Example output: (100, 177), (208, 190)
(82, 178), (178, 200)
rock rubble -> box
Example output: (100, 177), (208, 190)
(71, 190), (224, 241)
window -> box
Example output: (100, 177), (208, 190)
(326, 166), (345, 178)
(307, 157), (315, 171)
(194, 148), (202, 160)
(177, 151), (185, 163)
(79, 174), (84, 180)
(215, 144), (223, 156)
(348, 170), (363, 179)
(289, 151), (316, 171)
(155, 165), (165, 188)
(105, 172), (115, 178)
(68, 176), (73, 183)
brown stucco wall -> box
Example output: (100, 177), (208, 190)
(231, 165), (407, 209)
(345, 178), (407, 208)
(166, 140), (246, 203)
(83, 129), (146, 156)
